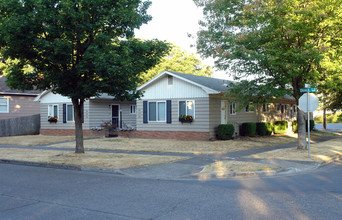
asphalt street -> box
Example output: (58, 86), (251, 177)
(1, 159), (342, 220)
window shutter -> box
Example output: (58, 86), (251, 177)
(166, 100), (172, 124)
(143, 101), (148, 124)
(63, 104), (67, 123)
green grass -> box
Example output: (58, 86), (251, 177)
(314, 112), (342, 124)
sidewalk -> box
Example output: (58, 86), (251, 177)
(1, 135), (341, 180)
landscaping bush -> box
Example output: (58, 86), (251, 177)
(265, 122), (274, 135)
(274, 121), (288, 134)
(314, 112), (342, 124)
(218, 124), (235, 140)
(241, 122), (256, 137)
(292, 120), (315, 133)
(256, 122), (267, 136)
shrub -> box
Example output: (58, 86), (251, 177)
(256, 122), (267, 136)
(293, 120), (315, 133)
(274, 121), (288, 134)
(241, 122), (256, 137)
(218, 124), (235, 140)
(265, 122), (274, 135)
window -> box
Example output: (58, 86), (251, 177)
(168, 75), (173, 86)
(149, 101), (166, 122)
(262, 103), (270, 113)
(293, 105), (297, 113)
(130, 105), (136, 114)
(246, 102), (255, 112)
(67, 104), (74, 121)
(48, 104), (58, 117)
(179, 100), (195, 118)
(229, 102), (236, 115)
(0, 97), (9, 113)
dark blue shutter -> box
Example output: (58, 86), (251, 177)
(143, 101), (148, 124)
(166, 100), (172, 124)
(63, 104), (67, 123)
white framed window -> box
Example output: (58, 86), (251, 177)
(67, 104), (74, 121)
(262, 103), (270, 113)
(293, 105), (297, 113)
(0, 97), (9, 113)
(48, 104), (58, 117)
(179, 100), (195, 118)
(130, 105), (136, 114)
(148, 101), (166, 122)
(229, 102), (236, 115)
(245, 102), (255, 112)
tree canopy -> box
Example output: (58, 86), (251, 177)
(0, 0), (170, 153)
(194, 0), (342, 148)
(140, 45), (213, 84)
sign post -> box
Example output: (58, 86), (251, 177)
(299, 85), (318, 158)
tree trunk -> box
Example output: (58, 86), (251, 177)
(72, 98), (84, 153)
(323, 108), (326, 130)
(297, 108), (307, 149)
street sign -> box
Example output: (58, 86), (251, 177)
(300, 88), (317, 93)
(298, 93), (319, 112)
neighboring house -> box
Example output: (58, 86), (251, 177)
(35, 91), (136, 136)
(0, 75), (41, 120)
(135, 71), (296, 140)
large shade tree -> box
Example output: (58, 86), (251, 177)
(194, 0), (342, 149)
(0, 0), (170, 153)
(140, 45), (213, 84)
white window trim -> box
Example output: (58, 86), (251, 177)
(148, 101), (166, 122)
(0, 97), (9, 113)
(130, 105), (136, 114)
(229, 102), (236, 115)
(263, 103), (270, 113)
(66, 104), (74, 122)
(178, 100), (196, 119)
(48, 104), (58, 117)
(246, 102), (255, 113)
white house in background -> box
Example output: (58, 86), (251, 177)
(134, 71), (297, 140)
(34, 91), (136, 136)
(35, 71), (297, 139)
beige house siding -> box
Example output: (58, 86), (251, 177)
(136, 97), (210, 132)
(0, 95), (40, 120)
(88, 99), (136, 129)
(209, 96), (222, 139)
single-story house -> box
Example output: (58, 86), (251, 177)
(35, 91), (136, 136)
(0, 75), (41, 120)
(35, 71), (297, 139)
(134, 71), (297, 140)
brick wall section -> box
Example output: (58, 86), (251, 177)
(40, 129), (210, 140)
(131, 130), (210, 141)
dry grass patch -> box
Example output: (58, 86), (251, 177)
(0, 148), (188, 169)
(48, 138), (279, 155)
(247, 138), (342, 163)
(0, 135), (76, 146)
(199, 161), (283, 178)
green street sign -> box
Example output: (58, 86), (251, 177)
(300, 88), (317, 93)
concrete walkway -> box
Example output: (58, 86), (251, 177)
(1, 135), (341, 180)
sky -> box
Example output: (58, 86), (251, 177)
(134, 0), (229, 80)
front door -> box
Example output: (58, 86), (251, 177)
(112, 105), (119, 129)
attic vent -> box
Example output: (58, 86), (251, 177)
(168, 75), (173, 85)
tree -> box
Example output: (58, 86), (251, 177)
(194, 0), (342, 149)
(140, 45), (213, 84)
(0, 0), (170, 153)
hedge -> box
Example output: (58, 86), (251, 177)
(218, 124), (235, 140)
(274, 121), (288, 134)
(292, 120), (315, 133)
(241, 122), (256, 137)
(256, 122), (274, 136)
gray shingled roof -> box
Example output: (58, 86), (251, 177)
(168, 71), (233, 92)
(0, 75), (41, 95)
